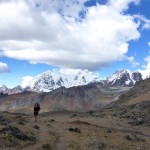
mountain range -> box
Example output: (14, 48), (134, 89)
(0, 69), (149, 112)
(0, 69), (145, 94)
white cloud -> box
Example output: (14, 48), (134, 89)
(134, 15), (150, 30)
(0, 0), (149, 70)
(0, 62), (10, 73)
(141, 41), (150, 70)
(127, 56), (139, 67)
(138, 55), (150, 79)
(144, 56), (150, 69)
(109, 0), (140, 12)
(138, 68), (150, 79)
(21, 76), (33, 88)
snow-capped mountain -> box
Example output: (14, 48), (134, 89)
(0, 69), (144, 94)
(0, 85), (9, 94)
(8, 86), (24, 95)
(106, 69), (142, 86)
(24, 69), (101, 92)
(0, 85), (27, 95)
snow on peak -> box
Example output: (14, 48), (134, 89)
(108, 69), (131, 82)
(1, 85), (8, 90)
(21, 69), (143, 92)
(107, 69), (142, 86)
(23, 69), (101, 92)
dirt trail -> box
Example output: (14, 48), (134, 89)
(52, 123), (67, 150)
(20, 116), (68, 150)
(21, 117), (53, 150)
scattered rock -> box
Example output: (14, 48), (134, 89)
(41, 143), (51, 150)
(94, 113), (105, 118)
(89, 110), (94, 116)
(13, 115), (22, 119)
(98, 142), (105, 150)
(124, 134), (145, 142)
(105, 128), (112, 133)
(68, 127), (81, 133)
(129, 118), (144, 126)
(17, 121), (25, 125)
(111, 113), (117, 116)
(124, 134), (132, 141)
(0, 116), (11, 125)
(4, 134), (18, 147)
(138, 100), (150, 110)
(88, 142), (105, 150)
(49, 119), (55, 122)
(1, 125), (36, 141)
(71, 113), (77, 118)
(33, 125), (40, 130)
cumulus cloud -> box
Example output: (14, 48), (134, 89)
(0, 0), (149, 70)
(21, 76), (33, 88)
(141, 43), (150, 70)
(134, 15), (150, 30)
(109, 0), (140, 12)
(0, 62), (10, 73)
(138, 44), (150, 78)
(127, 56), (139, 67)
(143, 56), (150, 70)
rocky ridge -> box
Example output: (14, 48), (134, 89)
(0, 82), (129, 112)
(106, 70), (142, 87)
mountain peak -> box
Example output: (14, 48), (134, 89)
(24, 69), (101, 92)
(114, 69), (131, 74)
(107, 69), (142, 86)
(0, 85), (8, 92)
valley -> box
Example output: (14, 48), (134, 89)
(0, 69), (141, 112)
(0, 84), (130, 113)
(0, 70), (149, 149)
(0, 0), (150, 149)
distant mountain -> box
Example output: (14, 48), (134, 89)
(23, 69), (143, 93)
(106, 76), (150, 126)
(108, 76), (150, 107)
(23, 69), (101, 92)
(106, 70), (142, 87)
(0, 85), (29, 95)
(0, 85), (9, 93)
(0, 69), (144, 94)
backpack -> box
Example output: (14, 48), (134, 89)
(37, 103), (40, 111)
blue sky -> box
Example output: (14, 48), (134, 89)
(0, 0), (150, 87)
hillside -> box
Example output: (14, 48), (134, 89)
(0, 83), (130, 113)
(106, 77), (150, 127)
(109, 77), (150, 107)
(0, 92), (43, 112)
(0, 110), (150, 150)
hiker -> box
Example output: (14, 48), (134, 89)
(34, 103), (41, 122)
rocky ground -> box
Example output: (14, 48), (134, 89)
(0, 109), (149, 150)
